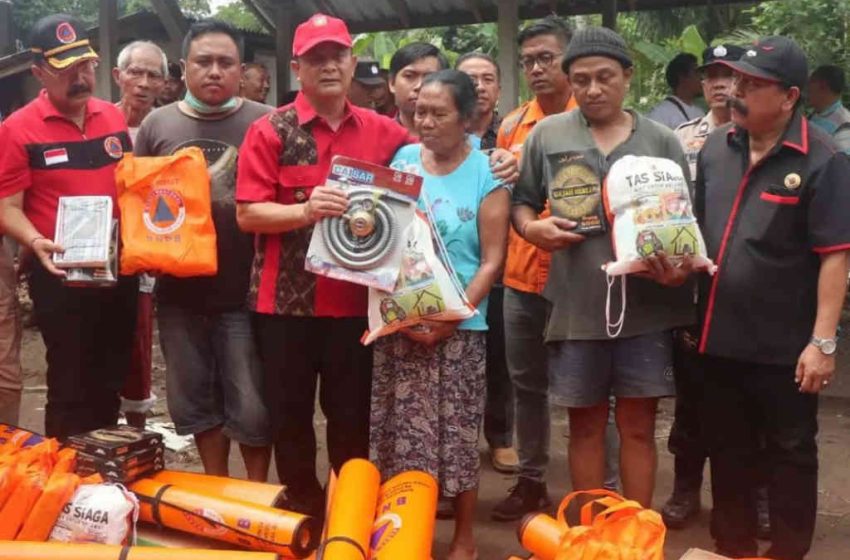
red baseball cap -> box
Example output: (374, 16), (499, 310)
(292, 14), (352, 57)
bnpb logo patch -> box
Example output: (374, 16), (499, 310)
(104, 136), (124, 159)
(143, 189), (186, 235)
(56, 22), (77, 44)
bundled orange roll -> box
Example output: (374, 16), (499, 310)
(53, 448), (77, 474)
(0, 461), (24, 510)
(0, 541), (281, 560)
(518, 513), (565, 560)
(130, 479), (318, 558)
(150, 470), (287, 509)
(17, 471), (81, 541)
(0, 466), (45, 539)
(369, 470), (438, 560)
(320, 459), (381, 560)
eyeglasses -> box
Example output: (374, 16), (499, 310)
(519, 52), (562, 72)
(124, 66), (165, 82)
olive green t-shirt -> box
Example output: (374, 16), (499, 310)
(513, 109), (696, 342)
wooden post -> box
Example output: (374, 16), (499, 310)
(0, 1), (13, 57)
(275, 0), (295, 105)
(95, 0), (118, 102)
(602, 0), (618, 30)
(497, 0), (519, 114)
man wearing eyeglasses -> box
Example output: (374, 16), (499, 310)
(0, 14), (137, 438)
(113, 41), (167, 142)
(695, 36), (850, 559)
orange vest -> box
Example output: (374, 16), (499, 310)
(497, 96), (578, 294)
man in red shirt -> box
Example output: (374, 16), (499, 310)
(0, 15), (137, 439)
(237, 13), (516, 517)
(236, 14), (412, 517)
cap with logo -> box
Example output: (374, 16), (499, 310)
(29, 14), (98, 70)
(354, 59), (384, 86)
(292, 13), (352, 57)
(715, 36), (808, 89)
(699, 44), (745, 69)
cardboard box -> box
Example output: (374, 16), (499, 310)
(65, 425), (163, 458)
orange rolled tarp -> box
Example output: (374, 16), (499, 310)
(149, 470), (287, 509)
(0, 541), (281, 560)
(130, 479), (318, 559)
(17, 471), (81, 542)
(319, 459), (381, 560)
(518, 513), (565, 560)
(369, 470), (438, 560)
(0, 467), (45, 539)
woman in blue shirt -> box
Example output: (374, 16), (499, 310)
(370, 70), (510, 560)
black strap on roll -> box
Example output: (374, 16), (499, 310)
(316, 536), (367, 560)
(118, 546), (131, 560)
(149, 483), (172, 529)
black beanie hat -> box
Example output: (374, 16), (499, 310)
(562, 26), (633, 73)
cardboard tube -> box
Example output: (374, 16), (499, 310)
(130, 479), (318, 559)
(150, 470), (288, 509)
(320, 459), (381, 560)
(518, 513), (563, 560)
(369, 471), (437, 560)
(0, 541), (281, 559)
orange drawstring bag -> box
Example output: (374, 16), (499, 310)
(520, 489), (666, 560)
(115, 147), (217, 277)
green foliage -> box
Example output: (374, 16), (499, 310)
(213, 1), (264, 33)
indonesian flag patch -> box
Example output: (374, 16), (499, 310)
(43, 148), (69, 166)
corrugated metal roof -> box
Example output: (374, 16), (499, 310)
(255, 0), (759, 33)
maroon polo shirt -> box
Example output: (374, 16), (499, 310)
(236, 92), (413, 317)
(0, 90), (131, 238)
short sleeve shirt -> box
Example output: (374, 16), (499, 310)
(133, 100), (273, 313)
(675, 112), (719, 182)
(513, 110), (695, 342)
(390, 145), (501, 331)
(696, 113), (850, 365)
(0, 90), (131, 238)
(497, 96), (578, 295)
(236, 93), (413, 317)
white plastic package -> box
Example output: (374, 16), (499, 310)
(49, 483), (138, 545)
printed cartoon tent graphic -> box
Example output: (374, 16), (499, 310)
(412, 289), (444, 316)
(153, 195), (176, 224)
(670, 226), (698, 256)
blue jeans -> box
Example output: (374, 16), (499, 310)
(158, 305), (270, 446)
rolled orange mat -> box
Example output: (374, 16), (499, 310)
(0, 541), (281, 559)
(150, 470), (287, 509)
(518, 513), (563, 560)
(369, 470), (437, 560)
(17, 471), (80, 541)
(130, 479), (318, 559)
(319, 459), (381, 560)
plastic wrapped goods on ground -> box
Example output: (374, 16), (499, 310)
(319, 459), (381, 560)
(369, 470), (437, 560)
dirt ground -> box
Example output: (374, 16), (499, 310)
(14, 304), (850, 560)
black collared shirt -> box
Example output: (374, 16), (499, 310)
(480, 113), (502, 151)
(695, 110), (850, 365)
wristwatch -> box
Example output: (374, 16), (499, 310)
(810, 336), (838, 355)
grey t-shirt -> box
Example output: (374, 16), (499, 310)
(513, 109), (696, 342)
(134, 99), (273, 312)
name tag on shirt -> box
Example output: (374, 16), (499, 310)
(43, 148), (69, 166)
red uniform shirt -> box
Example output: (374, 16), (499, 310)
(236, 92), (412, 317)
(0, 90), (131, 238)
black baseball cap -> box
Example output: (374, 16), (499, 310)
(699, 44), (745, 69)
(29, 14), (98, 70)
(354, 59), (384, 86)
(715, 36), (808, 89)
